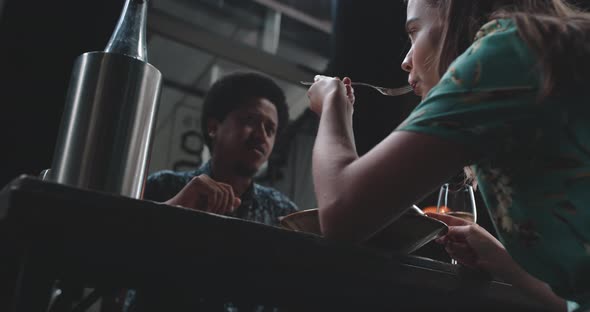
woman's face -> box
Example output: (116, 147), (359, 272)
(402, 0), (443, 98)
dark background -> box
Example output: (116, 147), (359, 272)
(0, 1), (122, 186)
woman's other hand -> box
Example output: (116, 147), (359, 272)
(428, 213), (569, 311)
(307, 75), (354, 116)
(426, 212), (520, 282)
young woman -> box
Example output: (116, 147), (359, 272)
(307, 0), (590, 310)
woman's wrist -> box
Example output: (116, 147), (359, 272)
(321, 90), (353, 115)
(509, 267), (566, 311)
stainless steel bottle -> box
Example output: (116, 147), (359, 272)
(49, 0), (162, 199)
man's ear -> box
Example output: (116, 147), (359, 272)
(206, 118), (220, 140)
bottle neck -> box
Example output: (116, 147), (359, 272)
(105, 0), (148, 62)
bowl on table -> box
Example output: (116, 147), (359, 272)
(279, 206), (448, 254)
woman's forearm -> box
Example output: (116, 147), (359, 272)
(315, 93), (356, 160)
(312, 94), (357, 197)
(509, 266), (567, 311)
(312, 94), (359, 236)
(309, 79), (471, 242)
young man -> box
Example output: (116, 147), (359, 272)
(126, 72), (298, 312)
(145, 71), (297, 224)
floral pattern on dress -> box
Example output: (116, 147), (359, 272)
(476, 165), (514, 233)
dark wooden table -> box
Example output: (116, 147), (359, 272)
(0, 176), (545, 311)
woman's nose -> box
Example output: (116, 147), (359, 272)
(401, 49), (413, 73)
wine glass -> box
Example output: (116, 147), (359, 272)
(437, 183), (477, 264)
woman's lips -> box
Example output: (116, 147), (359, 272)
(411, 82), (421, 96)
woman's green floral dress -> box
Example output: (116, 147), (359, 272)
(397, 19), (590, 309)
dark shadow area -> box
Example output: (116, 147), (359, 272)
(0, 0), (121, 186)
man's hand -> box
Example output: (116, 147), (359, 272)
(164, 174), (241, 214)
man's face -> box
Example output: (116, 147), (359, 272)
(208, 97), (279, 177)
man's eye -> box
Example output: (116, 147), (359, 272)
(266, 125), (276, 135)
(242, 116), (255, 124)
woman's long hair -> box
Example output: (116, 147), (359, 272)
(425, 0), (590, 97)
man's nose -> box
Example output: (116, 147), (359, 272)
(252, 123), (267, 140)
